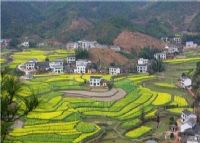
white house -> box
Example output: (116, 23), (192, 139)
(49, 59), (64, 74)
(187, 135), (200, 143)
(180, 110), (197, 132)
(110, 46), (121, 52)
(137, 58), (149, 73)
(24, 59), (37, 70)
(173, 37), (182, 44)
(138, 58), (149, 65)
(77, 40), (97, 50)
(66, 54), (76, 63)
(66, 42), (78, 49)
(74, 59), (91, 74)
(109, 67), (120, 75)
(154, 52), (167, 60)
(21, 41), (29, 48)
(137, 65), (148, 73)
(89, 76), (102, 87)
(165, 45), (179, 54)
(180, 76), (192, 89)
(185, 41), (198, 49)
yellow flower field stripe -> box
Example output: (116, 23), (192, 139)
(154, 82), (177, 88)
(125, 126), (151, 138)
(172, 96), (188, 106)
(164, 57), (200, 64)
(152, 92), (171, 105)
(27, 111), (63, 119)
(168, 108), (193, 113)
(73, 126), (101, 143)
(10, 122), (79, 136)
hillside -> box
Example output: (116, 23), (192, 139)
(114, 31), (164, 52)
(2, 2), (200, 44)
(89, 48), (129, 66)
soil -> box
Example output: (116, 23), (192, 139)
(89, 48), (129, 66)
(114, 31), (164, 52)
(62, 88), (126, 101)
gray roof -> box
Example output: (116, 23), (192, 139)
(182, 110), (193, 116)
(36, 62), (49, 69)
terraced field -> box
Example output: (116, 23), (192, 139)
(4, 73), (192, 143)
(4, 49), (198, 143)
(9, 49), (74, 68)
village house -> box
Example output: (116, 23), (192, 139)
(89, 76), (102, 87)
(89, 76), (107, 87)
(66, 42), (78, 49)
(110, 45), (121, 52)
(136, 58), (149, 73)
(109, 66), (121, 75)
(154, 52), (167, 60)
(180, 75), (192, 89)
(177, 110), (200, 143)
(77, 40), (97, 50)
(20, 41), (29, 48)
(74, 59), (91, 74)
(138, 58), (149, 65)
(137, 64), (148, 73)
(66, 54), (76, 63)
(161, 37), (169, 43)
(173, 37), (182, 44)
(184, 41), (198, 49)
(0, 39), (11, 48)
(24, 59), (37, 70)
(165, 45), (179, 54)
(35, 61), (50, 72)
(180, 110), (197, 132)
(186, 135), (200, 143)
(49, 59), (64, 74)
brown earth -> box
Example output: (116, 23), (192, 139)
(89, 48), (129, 66)
(113, 31), (165, 52)
(62, 88), (126, 101)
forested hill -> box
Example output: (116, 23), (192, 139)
(2, 2), (200, 44)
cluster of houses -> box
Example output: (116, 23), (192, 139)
(22, 54), (121, 77)
(169, 110), (200, 143)
(136, 48), (170, 73)
(66, 40), (121, 51)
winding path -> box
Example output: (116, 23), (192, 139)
(62, 88), (126, 101)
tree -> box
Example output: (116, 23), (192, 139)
(140, 108), (145, 123)
(9, 38), (19, 48)
(75, 49), (89, 59)
(23, 93), (39, 115)
(139, 47), (161, 59)
(29, 41), (36, 48)
(148, 59), (165, 74)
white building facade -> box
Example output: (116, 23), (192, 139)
(109, 67), (120, 75)
(66, 55), (76, 63)
(138, 58), (149, 65)
(185, 41), (198, 49)
(154, 52), (167, 60)
(49, 59), (64, 74)
(89, 76), (102, 87)
(24, 59), (37, 70)
(137, 65), (148, 73)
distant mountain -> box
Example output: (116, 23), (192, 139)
(2, 2), (200, 44)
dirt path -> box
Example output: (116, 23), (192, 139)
(62, 88), (126, 101)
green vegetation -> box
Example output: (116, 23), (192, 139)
(3, 48), (199, 143)
(75, 49), (89, 59)
(125, 126), (151, 138)
(139, 47), (161, 59)
(10, 49), (74, 68)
